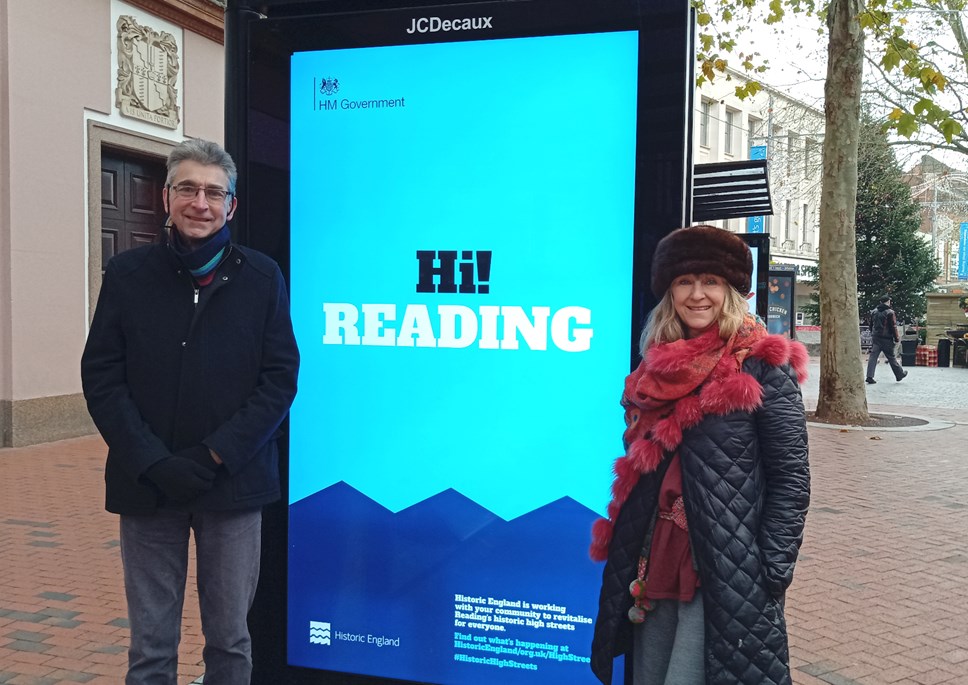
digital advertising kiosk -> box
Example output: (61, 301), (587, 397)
(225, 1), (694, 682)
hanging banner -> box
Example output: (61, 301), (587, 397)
(746, 145), (768, 233)
(959, 222), (968, 280)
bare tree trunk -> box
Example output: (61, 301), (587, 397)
(816, 0), (870, 423)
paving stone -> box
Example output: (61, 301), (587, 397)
(819, 673), (864, 685)
(0, 609), (47, 623)
(2, 640), (51, 653)
(0, 612), (50, 624)
(49, 672), (97, 684)
(41, 618), (82, 629)
(38, 608), (80, 620)
(799, 661), (842, 677)
(4, 631), (50, 643)
(3, 520), (54, 529)
(91, 645), (125, 655)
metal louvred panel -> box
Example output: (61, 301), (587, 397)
(692, 159), (773, 221)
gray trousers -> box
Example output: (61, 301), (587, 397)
(632, 589), (705, 685)
(120, 508), (262, 685)
(866, 336), (904, 380)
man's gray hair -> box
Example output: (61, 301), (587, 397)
(166, 139), (238, 193)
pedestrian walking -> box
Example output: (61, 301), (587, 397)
(866, 295), (907, 384)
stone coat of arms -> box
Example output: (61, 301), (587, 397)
(115, 15), (180, 129)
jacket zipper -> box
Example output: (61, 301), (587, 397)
(193, 287), (199, 307)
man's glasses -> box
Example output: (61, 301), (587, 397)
(168, 183), (233, 203)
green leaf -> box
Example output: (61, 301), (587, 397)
(697, 12), (712, 26)
(896, 112), (918, 138)
(912, 98), (932, 116)
(882, 46), (901, 72)
(766, 0), (784, 23)
(940, 118), (964, 144)
(919, 66), (939, 91)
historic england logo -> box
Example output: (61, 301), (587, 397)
(309, 621), (331, 646)
(115, 15), (180, 129)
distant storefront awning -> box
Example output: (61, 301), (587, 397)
(692, 159), (773, 221)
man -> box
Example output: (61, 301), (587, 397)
(865, 294), (907, 384)
(81, 139), (299, 684)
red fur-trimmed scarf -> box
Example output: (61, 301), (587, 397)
(589, 315), (809, 562)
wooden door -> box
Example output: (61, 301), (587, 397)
(101, 151), (167, 271)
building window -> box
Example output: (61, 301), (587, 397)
(804, 204), (816, 246)
(802, 203), (810, 246)
(804, 138), (817, 177)
(785, 199), (793, 242)
(772, 126), (784, 168)
(787, 133), (796, 175)
(748, 116), (765, 158)
(700, 99), (711, 147)
(724, 109), (736, 155)
(748, 116), (763, 142)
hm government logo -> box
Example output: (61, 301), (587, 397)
(318, 77), (339, 96)
(314, 75), (406, 112)
(309, 621), (331, 646)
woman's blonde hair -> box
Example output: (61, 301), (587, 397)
(639, 283), (750, 355)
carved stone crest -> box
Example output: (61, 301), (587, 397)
(115, 15), (180, 129)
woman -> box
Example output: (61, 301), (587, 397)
(590, 225), (810, 685)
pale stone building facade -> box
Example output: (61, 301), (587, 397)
(695, 69), (824, 320)
(0, 0), (226, 445)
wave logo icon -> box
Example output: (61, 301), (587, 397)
(309, 621), (331, 646)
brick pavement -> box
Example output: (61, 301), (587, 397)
(1, 358), (967, 684)
(0, 437), (203, 684)
(788, 410), (968, 685)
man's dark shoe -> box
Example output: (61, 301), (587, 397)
(866, 377), (876, 384)
(897, 370), (908, 381)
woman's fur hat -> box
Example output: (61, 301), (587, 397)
(650, 224), (753, 297)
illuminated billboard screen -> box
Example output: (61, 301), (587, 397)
(239, 1), (693, 682)
(288, 29), (636, 684)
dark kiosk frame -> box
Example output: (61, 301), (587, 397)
(737, 233), (771, 323)
(224, 1), (694, 683)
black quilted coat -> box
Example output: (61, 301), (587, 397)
(591, 355), (810, 684)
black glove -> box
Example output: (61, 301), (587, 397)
(175, 445), (221, 473)
(144, 456), (215, 505)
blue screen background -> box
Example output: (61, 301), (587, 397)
(288, 30), (639, 683)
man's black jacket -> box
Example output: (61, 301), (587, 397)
(81, 240), (299, 513)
